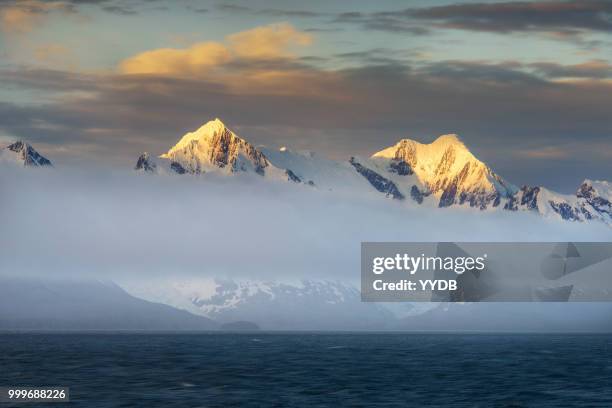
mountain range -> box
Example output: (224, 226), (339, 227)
(0, 276), (218, 331)
(122, 278), (396, 331)
(3, 118), (611, 225)
(4, 275), (612, 332)
(134, 118), (611, 225)
(2, 125), (612, 331)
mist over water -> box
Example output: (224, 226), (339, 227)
(2, 167), (611, 283)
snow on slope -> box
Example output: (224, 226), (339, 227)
(132, 120), (610, 226)
(122, 278), (395, 330)
(577, 180), (612, 223)
(506, 181), (612, 225)
(0, 141), (52, 167)
(134, 151), (186, 176)
(369, 134), (517, 209)
(159, 119), (286, 179)
(260, 146), (383, 193)
(134, 151), (193, 175)
(348, 155), (428, 203)
(582, 180), (612, 201)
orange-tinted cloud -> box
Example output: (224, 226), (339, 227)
(227, 23), (312, 59)
(118, 23), (313, 76)
(0, 0), (71, 34)
(34, 43), (74, 68)
(119, 42), (232, 75)
(516, 146), (569, 159)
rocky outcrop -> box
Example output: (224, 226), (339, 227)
(349, 157), (404, 200)
(134, 152), (157, 173)
(2, 141), (52, 167)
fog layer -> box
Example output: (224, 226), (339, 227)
(2, 167), (610, 282)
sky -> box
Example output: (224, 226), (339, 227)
(0, 0), (611, 192)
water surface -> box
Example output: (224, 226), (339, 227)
(1, 333), (610, 407)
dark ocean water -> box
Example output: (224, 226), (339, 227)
(1, 333), (611, 407)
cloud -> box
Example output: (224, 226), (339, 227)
(0, 0), (166, 28)
(0, 68), (97, 92)
(188, 6), (208, 14)
(333, 11), (429, 34)
(332, 0), (612, 37)
(410, 0), (612, 34)
(1, 167), (610, 281)
(515, 146), (570, 159)
(119, 42), (233, 75)
(101, 4), (138, 15)
(530, 60), (612, 79)
(333, 48), (421, 66)
(227, 23), (312, 59)
(216, 4), (322, 18)
(0, 0), (73, 34)
(33, 43), (75, 68)
(119, 23), (313, 76)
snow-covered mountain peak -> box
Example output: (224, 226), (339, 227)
(372, 134), (467, 160)
(572, 179), (612, 224)
(432, 133), (463, 144)
(1, 140), (52, 167)
(161, 118), (233, 156)
(171, 118), (228, 148)
(578, 179), (612, 200)
(372, 134), (474, 170)
(159, 119), (276, 176)
(370, 134), (515, 208)
(128, 121), (610, 226)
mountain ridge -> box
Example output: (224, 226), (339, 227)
(2, 119), (609, 226)
(158, 118), (280, 177)
(0, 276), (218, 331)
(370, 134), (517, 209)
(140, 119), (609, 225)
(0, 140), (52, 167)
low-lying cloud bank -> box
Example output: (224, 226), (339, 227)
(1, 167), (611, 282)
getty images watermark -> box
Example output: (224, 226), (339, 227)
(361, 242), (612, 302)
